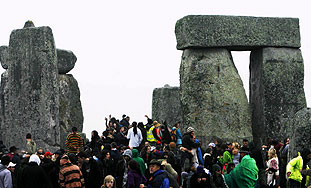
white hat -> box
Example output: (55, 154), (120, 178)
(187, 127), (195, 133)
(8, 162), (16, 168)
(208, 143), (216, 148)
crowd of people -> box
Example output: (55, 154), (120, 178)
(0, 114), (311, 188)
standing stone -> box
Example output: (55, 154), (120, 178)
(288, 108), (311, 160)
(4, 26), (60, 151)
(152, 85), (182, 128)
(250, 47), (306, 148)
(0, 46), (9, 69)
(59, 74), (83, 149)
(0, 71), (8, 141)
(180, 48), (252, 146)
(57, 49), (77, 74)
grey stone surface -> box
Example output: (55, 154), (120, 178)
(3, 26), (60, 151)
(288, 108), (311, 160)
(57, 49), (77, 74)
(180, 48), (252, 146)
(152, 85), (182, 128)
(0, 71), (8, 141)
(175, 15), (300, 50)
(0, 46), (9, 69)
(59, 74), (83, 149)
(250, 47), (306, 149)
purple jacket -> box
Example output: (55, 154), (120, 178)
(127, 170), (146, 188)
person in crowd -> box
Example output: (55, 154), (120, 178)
(19, 154), (52, 188)
(203, 147), (213, 172)
(101, 175), (116, 188)
(115, 126), (129, 146)
(77, 151), (103, 188)
(141, 145), (155, 165)
(0, 155), (13, 188)
(65, 127), (83, 154)
(110, 142), (121, 175)
(181, 127), (200, 170)
(132, 149), (146, 176)
(127, 122), (143, 150)
(231, 146), (240, 167)
(189, 165), (211, 188)
(90, 130), (102, 156)
(0, 141), (7, 155)
(137, 122), (147, 147)
(116, 149), (132, 188)
(143, 115), (156, 147)
(175, 122), (183, 145)
(59, 155), (85, 188)
(120, 115), (130, 128)
(210, 164), (225, 188)
(7, 146), (21, 165)
(266, 148), (279, 188)
(218, 144), (233, 174)
(240, 139), (249, 151)
(147, 159), (170, 188)
(287, 148), (311, 188)
(25, 133), (37, 154)
(223, 149), (258, 188)
(127, 160), (146, 188)
(279, 137), (290, 188)
(101, 150), (114, 178)
(160, 122), (171, 145)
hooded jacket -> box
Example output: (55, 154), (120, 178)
(286, 153), (303, 183)
(0, 164), (13, 188)
(132, 149), (146, 175)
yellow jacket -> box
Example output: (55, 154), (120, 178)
(286, 153), (303, 182)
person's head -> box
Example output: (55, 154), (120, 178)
(232, 147), (239, 155)
(37, 148), (44, 155)
(212, 164), (221, 176)
(175, 122), (180, 128)
(232, 142), (240, 149)
(243, 139), (249, 147)
(102, 150), (110, 160)
(169, 142), (176, 150)
(120, 126), (125, 133)
(284, 138), (290, 145)
(77, 151), (88, 163)
(91, 130), (98, 137)
(111, 142), (117, 149)
(149, 159), (161, 174)
(1, 155), (10, 166)
(126, 116), (130, 121)
(123, 149), (132, 161)
(103, 175), (116, 188)
(239, 148), (249, 162)
(26, 133), (32, 140)
(128, 160), (141, 174)
(187, 127), (195, 136)
(9, 146), (18, 154)
(268, 148), (277, 159)
(72, 127), (78, 133)
(227, 163), (235, 174)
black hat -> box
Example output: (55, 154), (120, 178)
(149, 159), (161, 166)
(9, 146), (18, 153)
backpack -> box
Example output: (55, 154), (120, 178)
(164, 170), (179, 188)
(171, 129), (177, 143)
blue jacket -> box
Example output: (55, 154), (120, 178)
(148, 169), (169, 188)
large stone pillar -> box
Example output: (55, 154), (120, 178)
(180, 48), (252, 145)
(250, 47), (306, 148)
(4, 26), (60, 151)
(152, 85), (182, 128)
(59, 74), (84, 149)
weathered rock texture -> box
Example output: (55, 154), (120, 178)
(288, 108), (311, 160)
(0, 22), (83, 151)
(250, 47), (306, 148)
(57, 49), (77, 74)
(175, 15), (300, 50)
(4, 26), (60, 151)
(180, 48), (252, 145)
(0, 46), (9, 69)
(152, 85), (182, 128)
(59, 74), (83, 149)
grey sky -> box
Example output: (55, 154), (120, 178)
(1, 0), (310, 138)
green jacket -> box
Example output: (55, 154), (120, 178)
(286, 154), (303, 183)
(218, 150), (233, 173)
(224, 155), (258, 188)
(132, 149), (146, 175)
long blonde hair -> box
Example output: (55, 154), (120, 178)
(268, 148), (277, 159)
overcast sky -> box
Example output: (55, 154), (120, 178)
(1, 0), (310, 138)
